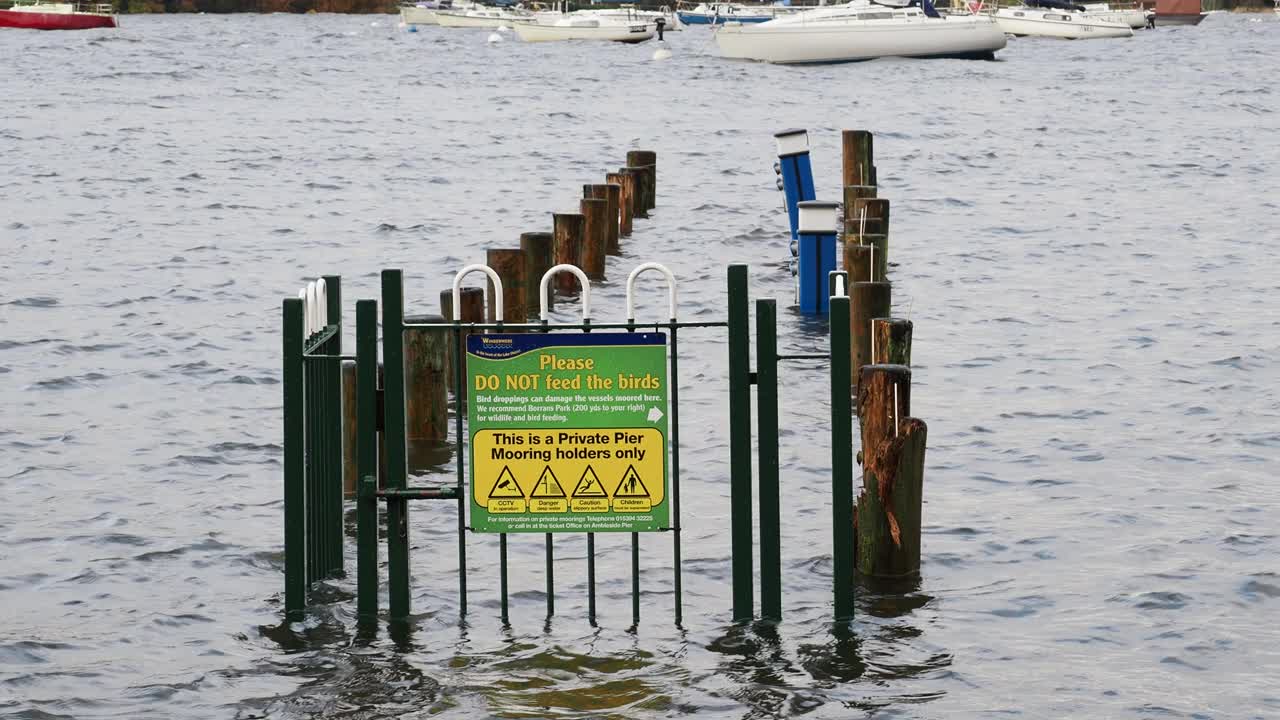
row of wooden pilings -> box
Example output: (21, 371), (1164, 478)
(839, 130), (928, 582)
(338, 150), (659, 496)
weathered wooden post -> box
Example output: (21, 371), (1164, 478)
(852, 197), (891, 240)
(856, 364), (925, 578)
(342, 359), (358, 499)
(520, 231), (554, 313)
(860, 234), (888, 281)
(626, 149), (656, 212)
(585, 183), (621, 256)
(844, 243), (881, 284)
(850, 281), (891, 389)
(842, 185), (877, 236)
(440, 287), (484, 393)
(610, 170), (636, 237)
(872, 318), (912, 366)
(486, 248), (528, 323)
(579, 197), (608, 281)
(404, 314), (448, 445)
(552, 212), (585, 294)
(842, 129), (875, 187)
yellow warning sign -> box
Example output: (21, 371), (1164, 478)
(571, 465), (609, 513)
(529, 466), (567, 513)
(471, 427), (665, 519)
(612, 464), (652, 513)
(486, 465), (526, 514)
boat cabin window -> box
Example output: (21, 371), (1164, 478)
(856, 11), (894, 19)
(1013, 10), (1024, 15)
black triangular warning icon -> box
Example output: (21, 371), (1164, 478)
(531, 466), (566, 499)
(613, 465), (651, 498)
(489, 466), (524, 499)
(572, 465), (607, 498)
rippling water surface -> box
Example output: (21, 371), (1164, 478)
(3, 12), (1279, 718)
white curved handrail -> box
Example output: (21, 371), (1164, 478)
(297, 288), (308, 335)
(451, 264), (504, 323)
(315, 277), (328, 329)
(305, 282), (318, 336)
(625, 262), (677, 322)
(538, 264), (592, 322)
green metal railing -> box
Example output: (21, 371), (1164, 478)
(284, 264), (860, 628)
(282, 275), (346, 622)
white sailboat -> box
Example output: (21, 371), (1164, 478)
(513, 14), (658, 42)
(715, 0), (1007, 65)
(435, 5), (540, 28)
(995, 0), (1134, 37)
(400, 0), (481, 26)
(1080, 2), (1150, 28)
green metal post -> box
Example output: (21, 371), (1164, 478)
(324, 275), (343, 575)
(500, 534), (509, 625)
(382, 270), (411, 621)
(670, 325), (683, 627)
(726, 264), (754, 622)
(305, 346), (318, 585)
(283, 297), (306, 622)
(545, 534), (555, 618)
(355, 299), (379, 622)
(453, 324), (468, 618)
(756, 299), (781, 621)
(830, 295), (856, 621)
(632, 533), (640, 627)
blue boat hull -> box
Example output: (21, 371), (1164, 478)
(677, 11), (773, 24)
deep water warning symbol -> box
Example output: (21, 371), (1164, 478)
(529, 466), (567, 513)
(487, 466), (526, 514)
(612, 465), (652, 512)
(571, 465), (609, 513)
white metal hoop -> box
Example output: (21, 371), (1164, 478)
(451, 264), (504, 323)
(538, 264), (592, 322)
(625, 262), (678, 322)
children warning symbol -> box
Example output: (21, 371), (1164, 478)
(467, 331), (669, 533)
(529, 466), (567, 513)
(571, 466), (609, 513)
(612, 465), (652, 512)
(487, 466), (526, 514)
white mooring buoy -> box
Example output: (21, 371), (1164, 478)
(487, 31), (503, 43)
(652, 41), (672, 61)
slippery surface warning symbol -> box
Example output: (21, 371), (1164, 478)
(468, 332), (669, 533)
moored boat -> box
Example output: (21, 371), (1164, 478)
(1152, 0), (1205, 24)
(1080, 2), (1149, 28)
(435, 5), (538, 27)
(513, 14), (657, 41)
(400, 0), (482, 26)
(995, 0), (1133, 38)
(678, 1), (797, 25)
(715, 0), (1007, 64)
(0, 0), (115, 30)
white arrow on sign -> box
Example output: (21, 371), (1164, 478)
(647, 407), (664, 423)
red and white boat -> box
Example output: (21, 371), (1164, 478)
(0, 0), (117, 30)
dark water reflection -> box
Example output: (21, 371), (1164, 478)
(3, 10), (1280, 719)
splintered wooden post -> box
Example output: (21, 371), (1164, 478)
(607, 171), (634, 239)
(626, 150), (656, 211)
(520, 231), (554, 313)
(844, 243), (884, 284)
(586, 183), (621, 255)
(342, 359), (358, 499)
(850, 281), (891, 390)
(857, 364), (925, 578)
(579, 197), (608, 281)
(842, 130), (875, 187)
(404, 314), (448, 445)
(552, 212), (585, 294)
(486, 248), (528, 324)
(872, 318), (913, 367)
(627, 165), (652, 219)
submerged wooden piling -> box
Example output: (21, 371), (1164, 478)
(520, 231), (554, 313)
(861, 233), (888, 280)
(844, 243), (885, 284)
(579, 197), (608, 281)
(486, 248), (528, 324)
(585, 183), (621, 255)
(842, 130), (875, 187)
(843, 185), (878, 236)
(342, 359), (357, 499)
(440, 287), (485, 393)
(626, 150), (656, 212)
(872, 318), (913, 367)
(850, 281), (891, 390)
(552, 212), (585, 294)
(856, 364), (925, 578)
(854, 197), (891, 240)
(607, 171), (635, 238)
(404, 314), (448, 445)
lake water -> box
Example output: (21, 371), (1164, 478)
(2, 12), (1278, 719)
